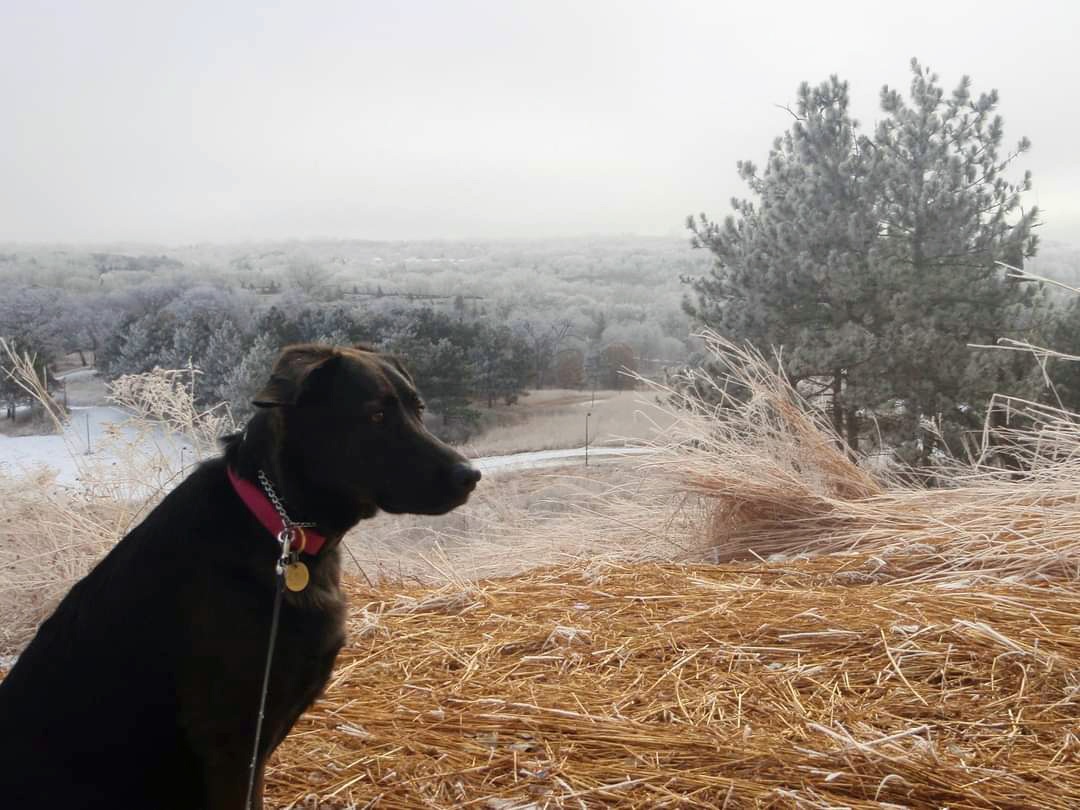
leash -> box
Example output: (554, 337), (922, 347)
(243, 471), (317, 810)
(244, 527), (289, 810)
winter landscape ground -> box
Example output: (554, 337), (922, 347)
(3, 336), (1079, 807)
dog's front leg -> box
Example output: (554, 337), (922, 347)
(203, 753), (265, 810)
(181, 678), (270, 809)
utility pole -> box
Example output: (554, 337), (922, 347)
(585, 377), (597, 467)
(585, 410), (591, 467)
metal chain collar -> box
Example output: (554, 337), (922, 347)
(257, 469), (317, 574)
(256, 469), (317, 530)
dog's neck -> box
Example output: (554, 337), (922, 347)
(226, 411), (369, 545)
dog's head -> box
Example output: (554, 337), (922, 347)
(253, 344), (481, 519)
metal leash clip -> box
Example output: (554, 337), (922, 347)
(276, 527), (294, 574)
(276, 525), (309, 592)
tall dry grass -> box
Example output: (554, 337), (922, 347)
(0, 344), (237, 655)
(640, 332), (1080, 584)
(341, 461), (685, 587)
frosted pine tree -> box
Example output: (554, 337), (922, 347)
(685, 76), (880, 447)
(871, 60), (1045, 462)
(201, 319), (247, 406)
(218, 333), (279, 423)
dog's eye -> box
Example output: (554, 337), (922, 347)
(370, 411), (385, 424)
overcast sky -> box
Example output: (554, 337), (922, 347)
(2, 0), (1077, 245)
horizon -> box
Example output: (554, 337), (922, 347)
(2, 232), (1078, 258)
(0, 230), (693, 250)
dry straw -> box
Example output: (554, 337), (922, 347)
(266, 563), (1080, 809)
(264, 331), (1080, 808)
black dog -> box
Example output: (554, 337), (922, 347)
(0, 344), (480, 809)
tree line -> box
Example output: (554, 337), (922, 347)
(1, 284), (643, 442)
(1, 236), (698, 437)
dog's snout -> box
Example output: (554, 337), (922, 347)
(451, 463), (482, 491)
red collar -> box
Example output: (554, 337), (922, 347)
(227, 467), (328, 556)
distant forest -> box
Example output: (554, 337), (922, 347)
(0, 236), (710, 440)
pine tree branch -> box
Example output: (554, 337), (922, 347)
(774, 103), (804, 121)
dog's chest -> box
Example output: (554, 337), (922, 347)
(281, 573), (348, 650)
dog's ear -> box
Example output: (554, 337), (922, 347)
(253, 346), (339, 408)
(353, 344), (414, 384)
(386, 354), (414, 384)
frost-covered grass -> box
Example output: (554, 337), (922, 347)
(460, 388), (671, 457)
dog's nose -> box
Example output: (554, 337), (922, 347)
(451, 463), (482, 491)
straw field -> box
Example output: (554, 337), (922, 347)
(4, 333), (1080, 807)
(264, 334), (1080, 808)
(265, 563), (1079, 809)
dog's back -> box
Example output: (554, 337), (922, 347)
(0, 460), (244, 807)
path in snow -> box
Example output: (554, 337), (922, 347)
(54, 367), (100, 382)
(471, 445), (652, 474)
(0, 406), (650, 488)
(0, 406), (196, 488)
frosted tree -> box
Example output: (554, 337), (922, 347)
(398, 337), (476, 430)
(686, 76), (880, 447)
(470, 323), (532, 407)
(165, 315), (216, 378)
(201, 319), (248, 405)
(870, 60), (1045, 462)
(101, 312), (178, 377)
(685, 62), (1046, 462)
(218, 333), (280, 423)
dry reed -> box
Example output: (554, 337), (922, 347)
(621, 333), (1080, 584)
(0, 357), (235, 654)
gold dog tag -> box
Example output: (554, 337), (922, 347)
(284, 560), (310, 592)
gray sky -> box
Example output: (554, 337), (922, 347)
(2, 0), (1078, 245)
